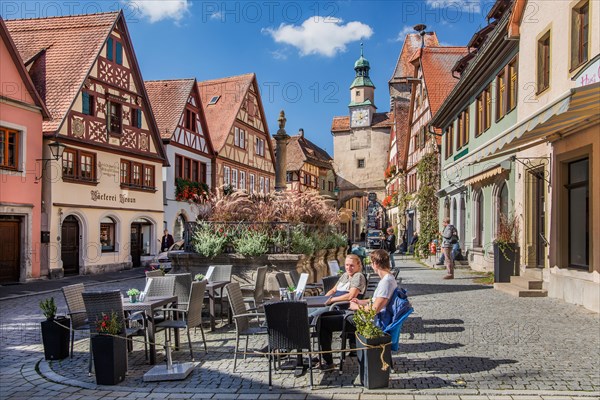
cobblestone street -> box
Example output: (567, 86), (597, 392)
(1, 259), (598, 399)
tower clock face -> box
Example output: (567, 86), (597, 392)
(351, 109), (369, 127)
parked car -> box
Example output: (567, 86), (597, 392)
(367, 230), (384, 249)
(149, 240), (184, 271)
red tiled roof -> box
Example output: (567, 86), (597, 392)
(284, 133), (333, 171)
(145, 79), (195, 139)
(0, 17), (50, 118)
(197, 73), (255, 152)
(392, 98), (411, 170)
(420, 47), (469, 120)
(390, 32), (439, 82)
(5, 12), (119, 133)
(331, 112), (393, 132)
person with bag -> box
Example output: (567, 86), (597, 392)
(441, 217), (458, 279)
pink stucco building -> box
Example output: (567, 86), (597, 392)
(0, 17), (50, 282)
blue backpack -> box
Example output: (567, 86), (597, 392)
(375, 287), (412, 330)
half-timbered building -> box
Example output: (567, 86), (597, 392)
(0, 17), (51, 283)
(198, 74), (275, 194)
(279, 128), (337, 199)
(145, 78), (215, 240)
(5, 11), (168, 277)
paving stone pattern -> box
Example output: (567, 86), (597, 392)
(0, 259), (598, 399)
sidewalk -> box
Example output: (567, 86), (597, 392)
(0, 258), (598, 399)
(0, 267), (145, 301)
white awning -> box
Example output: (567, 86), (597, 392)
(466, 82), (600, 164)
(464, 166), (507, 186)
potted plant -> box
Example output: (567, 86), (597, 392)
(493, 213), (520, 283)
(39, 297), (70, 360)
(126, 288), (140, 303)
(194, 273), (205, 281)
(91, 311), (126, 385)
(286, 285), (297, 301)
(353, 303), (392, 389)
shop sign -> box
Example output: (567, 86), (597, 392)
(575, 58), (600, 87)
(90, 190), (136, 204)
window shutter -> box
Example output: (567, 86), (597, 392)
(82, 92), (90, 115)
(537, 40), (544, 92)
(107, 38), (113, 61)
(137, 109), (142, 128)
(116, 42), (123, 65)
(571, 10), (579, 68)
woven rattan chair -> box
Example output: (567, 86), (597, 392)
(321, 275), (339, 295)
(225, 282), (266, 371)
(145, 270), (164, 280)
(170, 273), (192, 306)
(146, 275), (176, 297)
(241, 266), (267, 309)
(208, 265), (232, 321)
(82, 290), (147, 374)
(61, 283), (90, 358)
(156, 280), (207, 360)
(264, 301), (313, 390)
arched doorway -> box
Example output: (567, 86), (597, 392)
(130, 218), (153, 268)
(61, 215), (80, 276)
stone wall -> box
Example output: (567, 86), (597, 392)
(170, 247), (347, 296)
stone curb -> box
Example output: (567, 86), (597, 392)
(35, 358), (600, 398)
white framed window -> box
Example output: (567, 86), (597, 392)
(232, 169), (238, 190)
(240, 171), (246, 191)
(255, 138), (265, 156)
(265, 177), (270, 193)
(249, 174), (255, 194)
(259, 176), (265, 194)
(240, 129), (245, 149)
(234, 127), (240, 147)
(223, 166), (230, 186)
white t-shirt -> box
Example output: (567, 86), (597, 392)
(372, 273), (397, 313)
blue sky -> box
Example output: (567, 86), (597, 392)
(2, 0), (494, 154)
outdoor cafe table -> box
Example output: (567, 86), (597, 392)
(205, 281), (229, 331)
(122, 295), (178, 365)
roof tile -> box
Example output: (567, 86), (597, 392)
(5, 12), (119, 133)
(145, 79), (195, 139)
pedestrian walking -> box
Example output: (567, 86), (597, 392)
(441, 217), (458, 279)
(384, 227), (397, 269)
(160, 229), (174, 252)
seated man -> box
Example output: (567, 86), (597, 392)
(316, 250), (396, 372)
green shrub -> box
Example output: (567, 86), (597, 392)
(290, 227), (316, 255)
(39, 297), (57, 320)
(233, 228), (270, 257)
(353, 302), (384, 339)
(193, 222), (228, 258)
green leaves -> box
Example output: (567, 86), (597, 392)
(354, 303), (384, 339)
(39, 297), (57, 320)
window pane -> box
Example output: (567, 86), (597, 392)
(133, 164), (141, 186)
(569, 158), (588, 184)
(7, 132), (17, 167)
(100, 221), (115, 252)
(120, 161), (129, 184)
(569, 185), (588, 267)
(0, 130), (5, 166)
(144, 166), (153, 188)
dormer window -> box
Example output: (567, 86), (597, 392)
(208, 96), (220, 105)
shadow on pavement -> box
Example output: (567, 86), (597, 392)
(396, 356), (518, 374)
(402, 283), (492, 296)
(400, 341), (465, 353)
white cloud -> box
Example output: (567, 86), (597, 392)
(125, 0), (190, 23)
(209, 11), (222, 20)
(270, 49), (289, 61)
(263, 17), (373, 57)
(394, 25), (416, 42)
(426, 0), (481, 13)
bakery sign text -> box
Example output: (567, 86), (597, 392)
(90, 190), (136, 204)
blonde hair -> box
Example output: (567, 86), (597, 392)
(345, 254), (363, 271)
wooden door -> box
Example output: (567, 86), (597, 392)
(61, 216), (80, 276)
(130, 224), (142, 268)
(535, 173), (546, 268)
(0, 220), (20, 283)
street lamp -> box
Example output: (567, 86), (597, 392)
(36, 141), (67, 182)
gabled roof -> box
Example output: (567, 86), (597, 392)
(390, 32), (439, 82)
(4, 12), (119, 133)
(331, 112), (393, 133)
(197, 73), (256, 152)
(145, 79), (196, 139)
(419, 47), (469, 118)
(284, 133), (333, 171)
(391, 97), (411, 171)
(0, 17), (50, 118)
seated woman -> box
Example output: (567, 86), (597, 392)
(310, 254), (366, 319)
(317, 250), (396, 371)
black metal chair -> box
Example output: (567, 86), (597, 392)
(275, 272), (289, 290)
(264, 301), (313, 390)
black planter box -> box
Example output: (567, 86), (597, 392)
(41, 317), (70, 360)
(356, 333), (392, 389)
(493, 243), (517, 283)
(91, 334), (127, 385)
